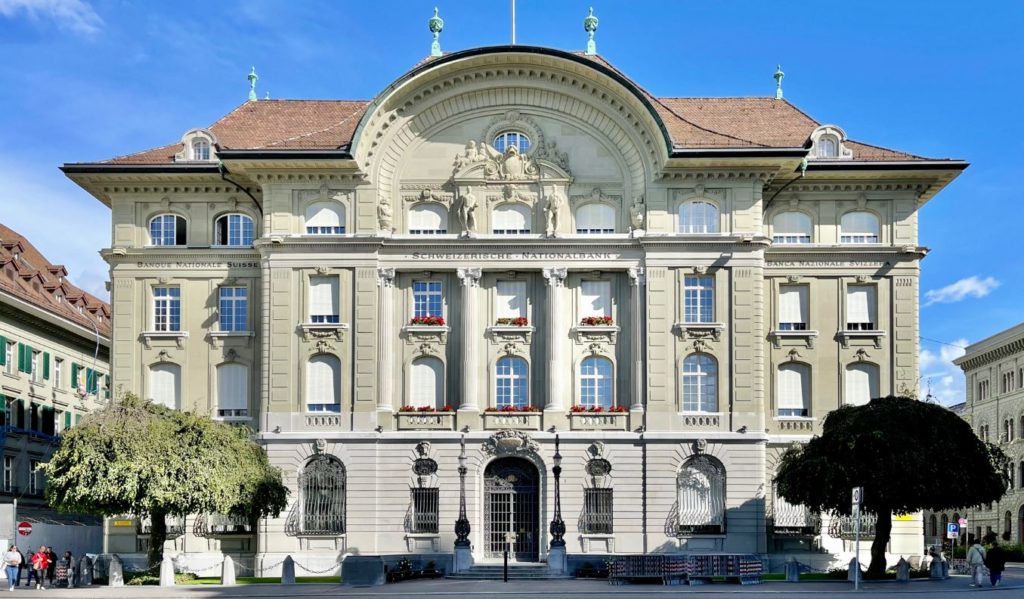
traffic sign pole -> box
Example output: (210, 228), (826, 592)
(852, 487), (863, 591)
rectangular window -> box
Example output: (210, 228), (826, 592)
(978, 380), (990, 401)
(495, 281), (527, 320)
(683, 275), (714, 323)
(54, 358), (63, 389)
(30, 350), (41, 383)
(3, 342), (13, 375)
(2, 456), (11, 492)
(778, 285), (808, 331)
(218, 286), (248, 332)
(153, 286), (181, 332)
(579, 281), (612, 319)
(846, 285), (877, 330)
(582, 488), (614, 534)
(309, 276), (340, 324)
(29, 460), (39, 495)
(2, 399), (11, 428)
(413, 281), (443, 318)
(410, 487), (440, 534)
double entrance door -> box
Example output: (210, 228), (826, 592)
(483, 457), (540, 561)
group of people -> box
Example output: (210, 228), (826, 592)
(965, 535), (1010, 587)
(2, 545), (76, 591)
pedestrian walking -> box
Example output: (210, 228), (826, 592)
(29, 546), (49, 590)
(15, 549), (24, 588)
(984, 537), (1008, 587)
(3, 546), (22, 591)
(44, 548), (56, 587)
(61, 551), (74, 588)
(966, 540), (986, 586)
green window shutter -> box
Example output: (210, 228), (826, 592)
(71, 363), (79, 390)
(75, 414), (81, 425)
(42, 352), (50, 380)
(87, 369), (96, 394)
(0, 335), (6, 366)
(0, 395), (5, 427)
(64, 411), (71, 430)
(17, 343), (25, 373)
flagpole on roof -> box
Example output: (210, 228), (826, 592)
(511, 0), (516, 45)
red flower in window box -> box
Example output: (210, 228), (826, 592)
(610, 405), (628, 413)
(495, 317), (530, 326)
(580, 315), (614, 326)
(441, 405), (455, 412)
(486, 405), (539, 413)
(399, 405), (417, 412)
(410, 315), (446, 326)
(570, 405), (587, 413)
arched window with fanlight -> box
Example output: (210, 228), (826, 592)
(409, 204), (448, 235)
(492, 204), (531, 234)
(777, 363), (810, 417)
(681, 354), (717, 413)
(579, 356), (613, 410)
(678, 200), (719, 234)
(214, 213), (254, 246)
(493, 130), (530, 153)
(149, 363), (181, 410)
(410, 357), (445, 410)
(495, 356), (529, 409)
(192, 139), (211, 161)
(677, 455), (726, 535)
(772, 211), (812, 244)
(840, 211), (880, 244)
(305, 202), (346, 235)
(816, 135), (838, 158)
(575, 204), (616, 234)
(216, 363), (249, 419)
(149, 214), (187, 246)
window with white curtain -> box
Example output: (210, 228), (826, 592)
(495, 281), (527, 319)
(492, 204), (531, 234)
(678, 201), (719, 234)
(846, 285), (877, 330)
(309, 276), (339, 323)
(778, 285), (808, 331)
(192, 139), (211, 161)
(682, 354), (717, 412)
(579, 356), (613, 409)
(579, 281), (612, 318)
(410, 357), (444, 409)
(149, 363), (181, 409)
(409, 204), (448, 234)
(683, 275), (714, 323)
(777, 363), (810, 417)
(216, 363), (249, 418)
(677, 456), (726, 534)
(816, 135), (838, 158)
(307, 354), (341, 412)
(305, 202), (346, 234)
(772, 212), (811, 244)
(575, 204), (616, 234)
(845, 363), (879, 406)
(840, 212), (880, 244)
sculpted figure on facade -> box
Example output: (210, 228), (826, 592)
(545, 190), (567, 237)
(377, 197), (393, 231)
(630, 194), (646, 231)
(457, 192), (478, 235)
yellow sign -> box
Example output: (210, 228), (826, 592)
(112, 520), (134, 527)
(894, 515), (915, 521)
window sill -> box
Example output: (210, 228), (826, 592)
(486, 324), (535, 344)
(401, 324), (450, 345)
(571, 325), (619, 344)
(209, 330), (255, 347)
(678, 412), (723, 428)
(769, 329), (819, 349)
(299, 322), (349, 342)
(141, 330), (189, 349)
(396, 411), (456, 431)
(673, 322), (725, 342)
(837, 329), (886, 349)
(569, 411), (628, 431)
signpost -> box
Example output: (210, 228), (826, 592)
(852, 487), (863, 590)
(16, 521), (31, 536)
(946, 522), (959, 539)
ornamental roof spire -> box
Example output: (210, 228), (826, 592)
(429, 7), (444, 57)
(583, 7), (599, 56)
(774, 64), (785, 100)
(248, 66), (259, 102)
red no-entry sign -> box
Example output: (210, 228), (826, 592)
(16, 521), (32, 536)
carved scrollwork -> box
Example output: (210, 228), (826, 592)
(586, 457), (612, 477)
(481, 430), (540, 456)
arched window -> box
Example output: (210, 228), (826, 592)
(816, 135), (838, 158)
(492, 204), (531, 234)
(149, 363), (181, 409)
(772, 212), (811, 244)
(845, 363), (879, 406)
(307, 354), (340, 413)
(777, 363), (810, 417)
(409, 204), (448, 235)
(191, 139), (211, 161)
(149, 214), (186, 246)
(214, 213), (254, 246)
(299, 456), (346, 535)
(579, 356), (613, 410)
(495, 356), (528, 409)
(678, 200), (719, 234)
(493, 131), (530, 153)
(840, 211), (880, 244)
(410, 357), (444, 410)
(682, 354), (717, 413)
(305, 202), (345, 235)
(575, 204), (615, 234)
(677, 456), (726, 535)
(216, 363), (249, 419)
(928, 514), (937, 538)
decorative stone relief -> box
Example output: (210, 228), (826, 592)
(855, 348), (871, 362)
(314, 339), (335, 354)
(481, 430), (540, 456)
(693, 438), (708, 454)
(588, 441), (606, 458)
(787, 348), (803, 361)
(456, 267), (482, 287)
(313, 438), (327, 455)
(377, 197), (393, 231)
(630, 195), (646, 232)
(377, 267), (396, 288)
(456, 192), (479, 235)
(543, 267), (567, 287)
(487, 184), (537, 206)
(628, 267), (645, 287)
(402, 187), (455, 207)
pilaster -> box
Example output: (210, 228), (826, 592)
(457, 268), (482, 421)
(543, 268), (569, 429)
(376, 267), (396, 429)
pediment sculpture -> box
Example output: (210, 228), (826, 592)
(481, 430), (540, 456)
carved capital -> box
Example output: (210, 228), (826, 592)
(628, 266), (645, 287)
(457, 267), (482, 287)
(543, 267), (567, 287)
(377, 267), (396, 288)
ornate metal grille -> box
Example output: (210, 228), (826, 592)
(827, 511), (876, 539)
(286, 455), (346, 536)
(676, 455), (726, 535)
(581, 488), (613, 534)
(769, 490), (819, 536)
(410, 487), (440, 533)
(193, 513), (253, 537)
(484, 458), (540, 561)
(137, 515), (185, 539)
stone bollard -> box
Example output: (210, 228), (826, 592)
(221, 555), (236, 586)
(159, 554), (175, 586)
(784, 558), (800, 582)
(108, 555), (124, 587)
(940, 558), (949, 579)
(847, 557), (861, 583)
(929, 556), (943, 579)
(281, 556), (296, 585)
(79, 556), (93, 586)
(895, 557), (910, 582)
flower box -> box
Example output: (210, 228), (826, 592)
(495, 317), (529, 326)
(409, 316), (446, 326)
(580, 316), (614, 326)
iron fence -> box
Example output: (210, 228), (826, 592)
(582, 488), (613, 534)
(410, 487), (440, 533)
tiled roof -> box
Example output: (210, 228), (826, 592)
(97, 54), (932, 165)
(0, 223), (111, 338)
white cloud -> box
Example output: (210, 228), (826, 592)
(924, 276), (1000, 307)
(0, 0), (102, 36)
(919, 337), (968, 405)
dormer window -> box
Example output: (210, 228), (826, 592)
(175, 128), (217, 162)
(55, 294), (63, 303)
(809, 125), (853, 160)
(493, 131), (530, 153)
(192, 139), (211, 161)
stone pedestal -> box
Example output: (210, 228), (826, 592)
(78, 556), (93, 586)
(221, 555), (236, 586)
(547, 545), (567, 575)
(108, 555), (124, 587)
(281, 556), (296, 585)
(895, 557), (910, 582)
(784, 558), (800, 582)
(846, 558), (861, 583)
(453, 546), (474, 573)
(159, 554), (175, 586)
(340, 555), (385, 587)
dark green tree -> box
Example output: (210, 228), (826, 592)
(41, 393), (288, 565)
(775, 396), (1007, 578)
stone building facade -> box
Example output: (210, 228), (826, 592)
(63, 44), (965, 570)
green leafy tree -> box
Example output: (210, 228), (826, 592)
(775, 396), (1007, 578)
(41, 393), (288, 565)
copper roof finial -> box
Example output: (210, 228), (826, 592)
(429, 7), (444, 57)
(248, 66), (259, 102)
(774, 64), (785, 100)
(584, 7), (599, 56)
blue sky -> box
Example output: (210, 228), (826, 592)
(1, 0), (1021, 403)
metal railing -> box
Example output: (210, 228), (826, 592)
(581, 488), (613, 534)
(410, 487), (439, 534)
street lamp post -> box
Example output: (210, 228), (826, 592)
(453, 435), (473, 572)
(547, 434), (567, 574)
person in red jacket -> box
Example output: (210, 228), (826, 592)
(29, 546), (50, 590)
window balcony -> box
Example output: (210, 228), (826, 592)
(401, 324), (449, 346)
(486, 323), (535, 345)
(299, 321), (349, 342)
(769, 329), (819, 349)
(140, 330), (189, 349)
(673, 322), (725, 342)
(679, 412), (724, 431)
(773, 416), (815, 434)
(208, 330), (255, 348)
(396, 409), (456, 431)
(569, 410), (628, 431)
(572, 323), (619, 345)
(483, 409), (541, 431)
(837, 328), (886, 349)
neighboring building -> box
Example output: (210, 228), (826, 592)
(62, 19), (966, 572)
(0, 223), (109, 552)
(947, 323), (1024, 545)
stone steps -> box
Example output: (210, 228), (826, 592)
(447, 564), (573, 580)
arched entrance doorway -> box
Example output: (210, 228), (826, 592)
(483, 457), (540, 562)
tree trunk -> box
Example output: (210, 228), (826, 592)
(867, 509), (892, 579)
(147, 510), (167, 567)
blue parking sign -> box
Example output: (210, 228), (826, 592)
(946, 522), (959, 539)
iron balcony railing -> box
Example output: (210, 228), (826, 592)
(826, 512), (877, 539)
(581, 488), (613, 534)
(137, 515), (185, 538)
(194, 513), (254, 537)
(410, 487), (440, 534)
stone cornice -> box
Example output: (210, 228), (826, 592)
(955, 336), (1024, 372)
(0, 296), (111, 355)
(766, 245), (927, 261)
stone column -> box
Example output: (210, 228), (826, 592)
(543, 268), (568, 412)
(376, 268), (396, 427)
(457, 268), (482, 412)
(628, 267), (646, 413)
